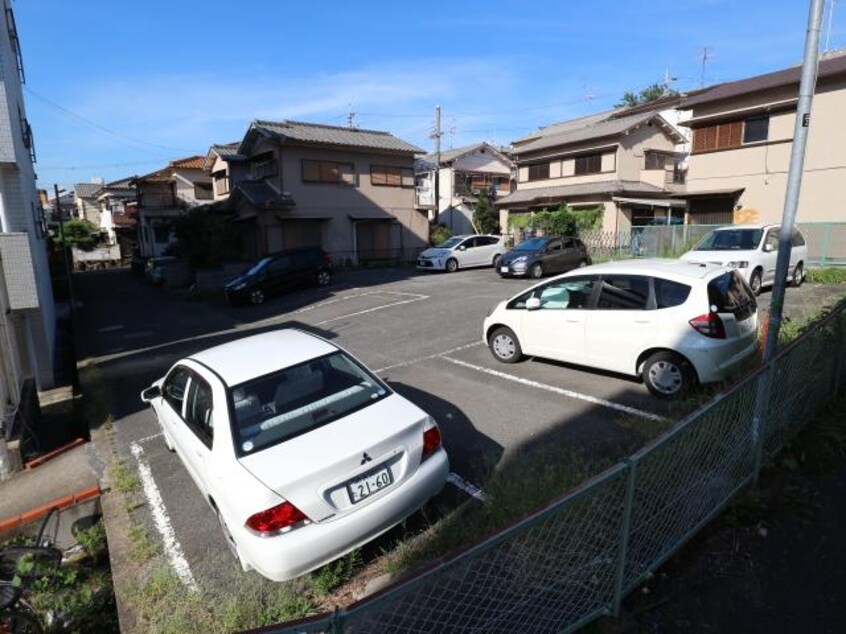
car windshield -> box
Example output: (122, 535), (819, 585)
(514, 238), (548, 251)
(229, 351), (390, 456)
(246, 257), (272, 276)
(694, 229), (763, 251)
(435, 237), (464, 249)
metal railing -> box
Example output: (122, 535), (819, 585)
(263, 301), (846, 634)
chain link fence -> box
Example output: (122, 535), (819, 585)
(258, 300), (846, 634)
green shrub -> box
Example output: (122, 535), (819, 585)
(806, 267), (846, 284)
(430, 224), (452, 246)
(472, 192), (498, 234)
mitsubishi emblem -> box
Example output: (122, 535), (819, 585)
(361, 452), (372, 465)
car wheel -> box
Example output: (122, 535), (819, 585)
(492, 254), (502, 268)
(530, 263), (544, 279)
(215, 506), (241, 563)
(445, 258), (458, 273)
(249, 288), (266, 305)
(578, 259), (588, 268)
(749, 269), (763, 296)
(316, 270), (331, 287)
(791, 262), (804, 287)
(488, 327), (523, 363)
(642, 351), (695, 399)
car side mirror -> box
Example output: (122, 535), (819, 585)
(141, 385), (161, 403)
(526, 297), (541, 311)
(458, 245), (467, 251)
(763, 244), (774, 253)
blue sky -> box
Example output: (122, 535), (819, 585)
(16, 0), (844, 190)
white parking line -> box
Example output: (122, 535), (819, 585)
(447, 472), (488, 502)
(130, 442), (198, 591)
(374, 341), (483, 374)
(315, 294), (428, 326)
(442, 357), (666, 422)
(135, 432), (163, 444)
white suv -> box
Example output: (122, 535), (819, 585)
(482, 259), (759, 398)
(417, 234), (507, 272)
(680, 224), (808, 295)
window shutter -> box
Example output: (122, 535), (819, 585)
(386, 167), (402, 187)
(371, 167), (387, 186)
(321, 161), (339, 183)
(717, 123), (732, 149)
(728, 121), (743, 146)
(692, 129), (705, 154)
(303, 160), (320, 182)
(340, 163), (355, 185)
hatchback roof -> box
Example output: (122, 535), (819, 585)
(710, 223), (777, 231)
(190, 329), (337, 386)
(575, 258), (724, 280)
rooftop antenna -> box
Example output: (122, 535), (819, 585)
(662, 66), (678, 93)
(699, 46), (713, 88)
(825, 0), (837, 51)
(347, 104), (357, 129)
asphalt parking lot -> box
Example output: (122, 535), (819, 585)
(75, 266), (845, 598)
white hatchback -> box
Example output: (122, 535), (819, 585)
(140, 329), (448, 581)
(680, 224), (808, 295)
(417, 234), (507, 272)
(482, 259), (759, 398)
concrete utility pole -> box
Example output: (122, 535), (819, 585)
(752, 0), (825, 481)
(54, 184), (75, 308)
(430, 105), (442, 224)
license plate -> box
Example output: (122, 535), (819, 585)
(347, 466), (393, 504)
(500, 266), (509, 273)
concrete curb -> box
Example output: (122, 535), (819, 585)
(24, 438), (86, 470)
(0, 485), (101, 533)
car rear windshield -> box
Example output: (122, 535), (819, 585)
(708, 271), (757, 321)
(229, 351), (390, 456)
(435, 237), (464, 249)
(694, 228), (763, 251)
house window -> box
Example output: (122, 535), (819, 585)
(371, 165), (413, 187)
(691, 120), (743, 154)
(194, 183), (213, 200)
(527, 163), (549, 181)
(250, 152), (277, 179)
(644, 151), (669, 170)
(574, 153), (603, 175)
(743, 116), (769, 144)
(212, 169), (230, 195)
(303, 160), (355, 184)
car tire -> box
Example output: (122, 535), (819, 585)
(488, 327), (523, 364)
(317, 270), (331, 287)
(642, 351), (695, 399)
(791, 262), (804, 287)
(215, 506), (241, 563)
(492, 254), (502, 268)
(249, 288), (266, 305)
(578, 259), (588, 268)
(749, 268), (763, 296)
(530, 263), (544, 279)
(445, 258), (458, 273)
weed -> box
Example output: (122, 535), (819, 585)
(128, 523), (158, 562)
(806, 267), (846, 285)
(74, 519), (108, 560)
(311, 550), (362, 597)
(110, 458), (141, 494)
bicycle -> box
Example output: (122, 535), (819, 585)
(0, 508), (62, 634)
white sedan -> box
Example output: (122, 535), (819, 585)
(416, 234), (507, 272)
(140, 329), (448, 581)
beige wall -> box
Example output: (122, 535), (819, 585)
(686, 75), (846, 224)
(617, 123), (677, 182)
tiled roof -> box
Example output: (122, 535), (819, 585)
(211, 143), (245, 161)
(514, 110), (613, 145)
(496, 180), (665, 206)
(169, 155), (206, 170)
(252, 120), (423, 154)
(419, 142), (513, 167)
(105, 176), (135, 189)
(512, 110), (660, 155)
(682, 51), (846, 108)
(74, 183), (103, 198)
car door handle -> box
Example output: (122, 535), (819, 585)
(565, 318), (581, 323)
(634, 319), (653, 324)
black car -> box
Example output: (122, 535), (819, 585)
(498, 236), (591, 278)
(225, 246), (332, 306)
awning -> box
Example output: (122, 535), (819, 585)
(670, 188), (745, 198)
(612, 196), (687, 208)
(348, 209), (396, 221)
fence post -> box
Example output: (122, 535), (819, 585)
(612, 459), (637, 617)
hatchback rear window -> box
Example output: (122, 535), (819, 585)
(229, 352), (390, 455)
(654, 278), (691, 308)
(707, 272), (757, 321)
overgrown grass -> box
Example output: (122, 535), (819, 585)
(110, 458), (141, 494)
(311, 550), (362, 597)
(806, 266), (846, 285)
(128, 523), (158, 563)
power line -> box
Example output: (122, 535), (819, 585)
(24, 86), (194, 154)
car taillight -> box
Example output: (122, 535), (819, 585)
(245, 501), (308, 534)
(689, 312), (726, 339)
(422, 425), (442, 461)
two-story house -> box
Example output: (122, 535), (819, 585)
(94, 177), (136, 244)
(681, 50), (846, 226)
(227, 120), (427, 264)
(204, 142), (248, 202)
(73, 181), (102, 224)
(497, 107), (688, 233)
(133, 156), (213, 258)
(414, 142), (514, 234)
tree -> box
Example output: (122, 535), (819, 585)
(472, 191), (498, 235)
(55, 219), (102, 251)
(616, 83), (678, 108)
(167, 207), (242, 268)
